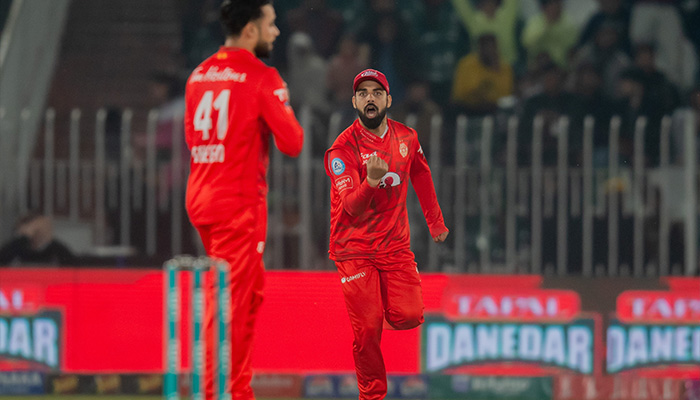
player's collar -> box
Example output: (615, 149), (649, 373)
(378, 125), (388, 139)
(355, 120), (389, 143)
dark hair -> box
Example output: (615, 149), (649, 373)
(220, 0), (272, 37)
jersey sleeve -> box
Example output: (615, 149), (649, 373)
(259, 68), (304, 157)
(409, 141), (448, 238)
(325, 146), (378, 218)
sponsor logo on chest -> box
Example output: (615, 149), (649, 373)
(360, 151), (378, 165)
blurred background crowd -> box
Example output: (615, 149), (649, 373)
(2, 0), (700, 273)
(177, 0), (700, 166)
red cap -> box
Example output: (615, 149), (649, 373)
(353, 69), (390, 94)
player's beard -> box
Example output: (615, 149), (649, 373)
(356, 105), (387, 129)
(254, 38), (273, 58)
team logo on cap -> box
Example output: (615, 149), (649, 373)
(331, 157), (345, 175)
(361, 70), (378, 78)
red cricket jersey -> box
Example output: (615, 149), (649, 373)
(324, 119), (448, 261)
(185, 47), (304, 226)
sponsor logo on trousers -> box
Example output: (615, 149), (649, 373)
(340, 272), (366, 284)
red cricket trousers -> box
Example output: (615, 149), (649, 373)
(335, 251), (425, 400)
(194, 203), (267, 400)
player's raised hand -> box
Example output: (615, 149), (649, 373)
(366, 155), (388, 187)
(433, 230), (449, 243)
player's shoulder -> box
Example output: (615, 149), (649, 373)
(388, 119), (417, 139)
(187, 49), (279, 85)
(330, 123), (357, 147)
(326, 123), (359, 161)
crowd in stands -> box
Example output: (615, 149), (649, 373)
(176, 0), (700, 167)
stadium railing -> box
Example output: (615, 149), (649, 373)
(2, 106), (698, 277)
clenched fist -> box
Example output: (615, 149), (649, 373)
(366, 155), (388, 187)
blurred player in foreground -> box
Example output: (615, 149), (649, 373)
(324, 69), (449, 400)
(184, 0), (304, 398)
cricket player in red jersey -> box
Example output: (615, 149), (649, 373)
(184, 1), (304, 399)
(324, 69), (449, 400)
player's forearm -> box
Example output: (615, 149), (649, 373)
(272, 122), (304, 157)
(412, 171), (448, 237)
(341, 180), (377, 217)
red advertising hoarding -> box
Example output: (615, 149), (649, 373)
(0, 268), (426, 374)
(0, 268), (698, 383)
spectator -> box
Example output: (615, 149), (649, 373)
(391, 80), (442, 157)
(629, 43), (680, 115)
(0, 213), (77, 266)
(570, 20), (631, 98)
(413, 6), (466, 107)
(450, 0), (520, 65)
(629, 0), (697, 90)
(570, 62), (616, 166)
(326, 33), (370, 129)
(517, 51), (556, 100)
(671, 85), (700, 164)
(679, 0), (700, 58)
(287, 32), (329, 116)
(287, 32), (330, 154)
(612, 67), (669, 166)
(576, 0), (632, 55)
(286, 0), (344, 59)
(355, 1), (418, 100)
(148, 71), (187, 162)
(522, 0), (579, 69)
(181, 0), (224, 70)
(518, 62), (583, 165)
(450, 34), (514, 116)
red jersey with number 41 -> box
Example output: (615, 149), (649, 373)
(185, 47), (304, 226)
(324, 119), (448, 261)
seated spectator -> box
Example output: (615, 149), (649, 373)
(612, 67), (669, 166)
(679, 0), (700, 58)
(570, 20), (631, 98)
(671, 85), (700, 164)
(570, 62), (616, 166)
(326, 33), (369, 129)
(629, 0), (697, 91)
(354, 0), (418, 100)
(521, 0), (579, 69)
(180, 0), (224, 70)
(450, 0), (520, 65)
(629, 43), (680, 115)
(391, 80), (442, 157)
(287, 0), (345, 59)
(517, 51), (555, 101)
(286, 32), (330, 154)
(576, 0), (631, 55)
(0, 213), (77, 266)
(450, 34), (514, 116)
(518, 62), (583, 166)
(287, 32), (330, 116)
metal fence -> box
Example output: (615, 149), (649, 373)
(3, 106), (698, 276)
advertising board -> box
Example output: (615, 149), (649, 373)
(0, 268), (697, 387)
